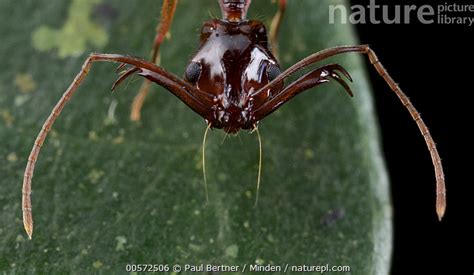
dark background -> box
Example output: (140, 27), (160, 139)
(350, 0), (472, 273)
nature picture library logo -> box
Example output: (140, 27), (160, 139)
(329, 0), (474, 26)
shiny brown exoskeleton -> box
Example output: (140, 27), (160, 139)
(185, 18), (282, 133)
(134, 0), (353, 134)
(22, 0), (446, 239)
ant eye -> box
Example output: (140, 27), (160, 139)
(267, 63), (281, 81)
(185, 61), (202, 83)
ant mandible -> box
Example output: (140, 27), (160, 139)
(22, 0), (446, 239)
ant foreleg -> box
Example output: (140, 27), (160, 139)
(269, 0), (287, 60)
(130, 0), (178, 122)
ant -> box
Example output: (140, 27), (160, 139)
(22, 0), (446, 239)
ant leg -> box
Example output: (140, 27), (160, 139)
(130, 0), (178, 121)
(22, 53), (211, 239)
(252, 45), (446, 220)
(269, 0), (287, 60)
(150, 0), (178, 65)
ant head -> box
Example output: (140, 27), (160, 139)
(184, 19), (281, 133)
(219, 0), (251, 22)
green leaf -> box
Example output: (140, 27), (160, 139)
(0, 0), (392, 273)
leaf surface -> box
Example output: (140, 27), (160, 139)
(0, 0), (391, 273)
